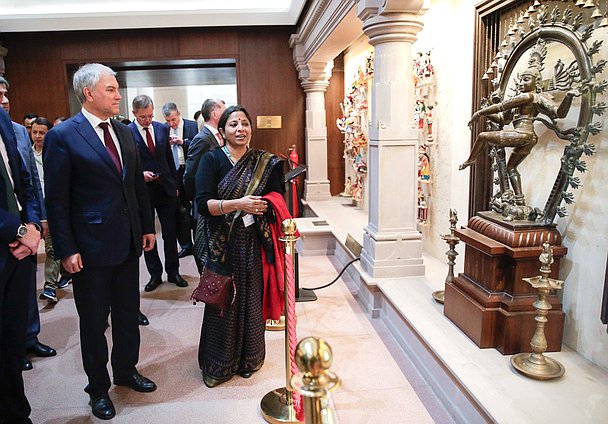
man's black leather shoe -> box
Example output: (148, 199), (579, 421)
(22, 358), (33, 371)
(27, 341), (57, 357)
(89, 394), (115, 420)
(168, 274), (188, 287)
(114, 372), (157, 392)
(144, 277), (163, 292)
(138, 311), (149, 326)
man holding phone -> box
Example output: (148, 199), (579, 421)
(161, 102), (198, 258)
(128, 95), (187, 298)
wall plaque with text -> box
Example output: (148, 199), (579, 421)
(257, 115), (282, 129)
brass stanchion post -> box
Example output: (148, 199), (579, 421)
(261, 219), (303, 423)
(433, 209), (460, 304)
(291, 337), (341, 424)
(511, 242), (565, 380)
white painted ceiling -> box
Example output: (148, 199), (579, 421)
(0, 0), (307, 32)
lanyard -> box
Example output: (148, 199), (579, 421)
(222, 145), (236, 166)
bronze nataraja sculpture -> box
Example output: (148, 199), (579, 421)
(460, 64), (579, 220)
(460, 4), (605, 223)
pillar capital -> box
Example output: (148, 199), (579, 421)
(357, 0), (424, 46)
(294, 59), (333, 93)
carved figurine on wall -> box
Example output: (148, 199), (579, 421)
(459, 40), (580, 219)
(417, 187), (428, 224)
(426, 105), (434, 143)
(340, 176), (353, 198)
(418, 145), (430, 181)
(414, 100), (426, 130)
(423, 51), (434, 80)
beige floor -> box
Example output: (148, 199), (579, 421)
(25, 238), (453, 423)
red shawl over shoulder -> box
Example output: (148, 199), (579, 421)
(261, 192), (299, 320)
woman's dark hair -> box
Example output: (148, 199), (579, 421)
(32, 117), (53, 130)
(217, 105), (253, 133)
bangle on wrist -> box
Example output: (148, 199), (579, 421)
(218, 200), (225, 214)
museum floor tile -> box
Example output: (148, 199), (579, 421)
(25, 232), (451, 423)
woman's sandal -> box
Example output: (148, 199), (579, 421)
(239, 361), (264, 379)
(203, 373), (231, 388)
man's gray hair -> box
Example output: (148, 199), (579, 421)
(132, 94), (154, 111)
(0, 76), (9, 89)
(161, 102), (179, 117)
(201, 99), (225, 121)
(72, 63), (116, 104)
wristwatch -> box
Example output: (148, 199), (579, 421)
(16, 224), (28, 239)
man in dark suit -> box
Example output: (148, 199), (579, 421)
(128, 95), (188, 292)
(0, 77), (57, 373)
(0, 106), (41, 424)
(183, 98), (226, 202)
(161, 102), (198, 258)
(44, 63), (157, 420)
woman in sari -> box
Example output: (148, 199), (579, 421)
(194, 105), (284, 387)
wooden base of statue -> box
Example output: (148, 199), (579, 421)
(444, 212), (566, 355)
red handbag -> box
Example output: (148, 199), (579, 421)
(191, 267), (236, 316)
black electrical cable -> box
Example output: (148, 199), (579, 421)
(302, 257), (360, 291)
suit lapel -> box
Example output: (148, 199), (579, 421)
(1, 119), (23, 196)
(206, 127), (220, 149)
(74, 113), (122, 180)
(153, 123), (164, 155)
(111, 120), (128, 180)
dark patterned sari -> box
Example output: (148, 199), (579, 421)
(194, 148), (283, 380)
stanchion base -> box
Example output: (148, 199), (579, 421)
(260, 387), (303, 424)
(265, 316), (285, 332)
(432, 290), (445, 304)
(296, 288), (317, 303)
(511, 353), (565, 380)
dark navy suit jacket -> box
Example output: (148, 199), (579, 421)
(13, 122), (45, 220)
(182, 118), (199, 148)
(183, 125), (221, 201)
(0, 108), (39, 271)
(43, 112), (154, 267)
(128, 121), (178, 198)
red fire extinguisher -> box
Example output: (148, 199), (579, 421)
(288, 145), (301, 218)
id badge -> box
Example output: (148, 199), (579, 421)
(243, 214), (255, 227)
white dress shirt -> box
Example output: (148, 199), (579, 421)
(171, 118), (185, 166)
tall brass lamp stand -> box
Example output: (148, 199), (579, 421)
(511, 242), (565, 380)
(433, 209), (460, 304)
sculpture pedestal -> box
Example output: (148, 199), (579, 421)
(444, 212), (566, 354)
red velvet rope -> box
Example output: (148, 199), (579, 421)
(285, 252), (303, 420)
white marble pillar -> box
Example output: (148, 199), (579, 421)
(357, 0), (426, 278)
(298, 61), (333, 200)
